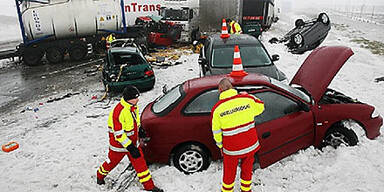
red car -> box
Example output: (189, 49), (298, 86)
(140, 46), (383, 174)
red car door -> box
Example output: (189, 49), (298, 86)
(251, 90), (315, 168)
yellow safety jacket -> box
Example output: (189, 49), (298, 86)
(229, 21), (242, 34)
(107, 98), (141, 152)
(211, 89), (264, 156)
(106, 34), (116, 43)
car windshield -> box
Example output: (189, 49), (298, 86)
(152, 84), (183, 114)
(110, 52), (146, 66)
(161, 9), (188, 21)
(270, 78), (311, 103)
(211, 45), (272, 67)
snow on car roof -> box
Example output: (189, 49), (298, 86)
(210, 34), (261, 47)
(109, 46), (139, 53)
(184, 73), (270, 92)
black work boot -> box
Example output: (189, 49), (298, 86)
(150, 186), (164, 192)
(97, 178), (105, 185)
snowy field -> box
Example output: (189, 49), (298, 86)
(1, 7), (384, 192)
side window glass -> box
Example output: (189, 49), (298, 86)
(253, 91), (300, 124)
(184, 89), (219, 114)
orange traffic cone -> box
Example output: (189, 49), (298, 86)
(230, 45), (248, 77)
(220, 19), (230, 39)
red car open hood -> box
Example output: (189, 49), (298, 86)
(290, 46), (354, 102)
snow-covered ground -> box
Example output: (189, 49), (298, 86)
(1, 7), (384, 192)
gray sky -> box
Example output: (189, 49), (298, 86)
(1, 0), (384, 17)
(288, 0), (384, 6)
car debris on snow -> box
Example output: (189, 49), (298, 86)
(375, 77), (384, 82)
(46, 92), (80, 103)
(146, 46), (193, 67)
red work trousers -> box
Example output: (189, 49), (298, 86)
(222, 152), (255, 192)
(97, 147), (155, 190)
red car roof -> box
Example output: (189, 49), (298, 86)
(184, 73), (271, 93)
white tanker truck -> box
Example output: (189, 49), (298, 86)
(16, 0), (128, 66)
(15, 0), (199, 66)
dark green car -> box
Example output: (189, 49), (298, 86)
(102, 47), (155, 92)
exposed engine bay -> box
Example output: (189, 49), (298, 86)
(319, 89), (362, 104)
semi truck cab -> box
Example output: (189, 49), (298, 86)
(159, 6), (199, 43)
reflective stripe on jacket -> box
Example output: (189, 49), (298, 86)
(108, 98), (140, 152)
(211, 89), (264, 156)
(230, 21), (242, 34)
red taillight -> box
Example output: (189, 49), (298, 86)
(145, 70), (154, 76)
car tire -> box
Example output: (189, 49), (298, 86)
(295, 19), (305, 28)
(318, 13), (330, 25)
(321, 124), (358, 148)
(291, 33), (304, 47)
(173, 144), (210, 174)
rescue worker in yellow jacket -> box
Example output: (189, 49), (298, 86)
(227, 18), (243, 34)
(106, 33), (116, 44)
(211, 78), (264, 192)
(96, 85), (163, 192)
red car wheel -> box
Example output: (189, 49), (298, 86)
(322, 124), (358, 148)
(173, 144), (210, 174)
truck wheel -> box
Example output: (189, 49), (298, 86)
(173, 144), (210, 174)
(23, 50), (44, 66)
(69, 45), (87, 61)
(46, 47), (64, 64)
(321, 124), (358, 148)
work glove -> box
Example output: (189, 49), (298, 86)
(126, 144), (141, 159)
(139, 128), (147, 138)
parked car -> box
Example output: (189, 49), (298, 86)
(102, 46), (155, 92)
(198, 34), (287, 82)
(139, 46), (382, 174)
(270, 13), (331, 54)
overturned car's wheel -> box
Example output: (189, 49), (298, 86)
(292, 33), (304, 46)
(173, 144), (210, 174)
(295, 19), (305, 28)
(321, 124), (358, 148)
(318, 13), (330, 25)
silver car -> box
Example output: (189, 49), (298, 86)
(198, 34), (287, 82)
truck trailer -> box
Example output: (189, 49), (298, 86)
(15, 0), (127, 66)
(13, 0), (198, 66)
(199, 0), (275, 37)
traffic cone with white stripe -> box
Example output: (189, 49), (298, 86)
(230, 45), (248, 77)
(220, 19), (230, 39)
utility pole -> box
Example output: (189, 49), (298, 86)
(371, 6), (375, 21)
